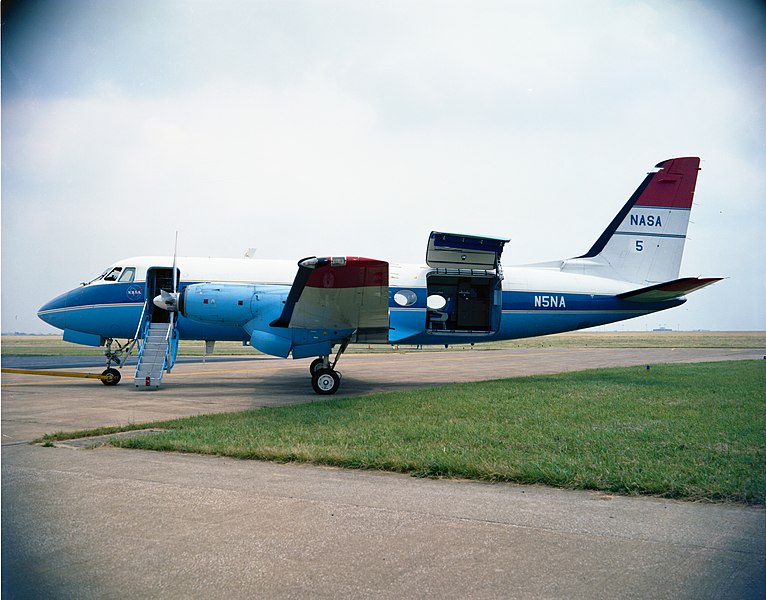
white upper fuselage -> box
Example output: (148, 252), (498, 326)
(96, 255), (634, 296)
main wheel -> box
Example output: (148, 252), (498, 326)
(309, 358), (326, 374)
(311, 368), (340, 395)
(101, 368), (121, 386)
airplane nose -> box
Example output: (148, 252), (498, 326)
(37, 290), (71, 330)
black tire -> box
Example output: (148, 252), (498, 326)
(101, 368), (121, 386)
(309, 358), (326, 374)
(311, 368), (340, 395)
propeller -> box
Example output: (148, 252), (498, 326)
(152, 232), (180, 314)
(153, 288), (179, 311)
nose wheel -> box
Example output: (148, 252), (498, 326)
(101, 367), (122, 386)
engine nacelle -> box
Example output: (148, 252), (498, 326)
(180, 283), (259, 326)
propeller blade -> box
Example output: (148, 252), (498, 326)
(172, 231), (178, 294)
(170, 231), (179, 327)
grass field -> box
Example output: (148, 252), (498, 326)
(40, 361), (766, 505)
(4, 330), (766, 357)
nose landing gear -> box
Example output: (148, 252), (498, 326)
(100, 338), (137, 387)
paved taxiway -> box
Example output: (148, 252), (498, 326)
(3, 348), (765, 598)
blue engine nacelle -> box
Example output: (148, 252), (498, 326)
(181, 283), (265, 326)
(180, 282), (343, 359)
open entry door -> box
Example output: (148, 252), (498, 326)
(146, 267), (180, 323)
(425, 232), (509, 334)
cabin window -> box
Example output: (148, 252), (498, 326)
(103, 267), (123, 281)
(118, 267), (136, 283)
(393, 290), (418, 307)
(426, 294), (447, 310)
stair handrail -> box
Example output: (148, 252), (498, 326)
(134, 319), (153, 374)
(133, 296), (151, 341)
(164, 324), (180, 373)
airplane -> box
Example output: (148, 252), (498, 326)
(37, 156), (721, 395)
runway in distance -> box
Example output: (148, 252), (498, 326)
(38, 157), (720, 394)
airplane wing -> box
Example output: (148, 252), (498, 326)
(271, 256), (389, 343)
(617, 277), (722, 302)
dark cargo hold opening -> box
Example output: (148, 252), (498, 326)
(425, 274), (498, 332)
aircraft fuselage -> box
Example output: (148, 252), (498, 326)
(38, 255), (680, 348)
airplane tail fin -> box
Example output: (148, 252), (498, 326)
(571, 157), (701, 284)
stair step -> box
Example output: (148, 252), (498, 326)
(135, 317), (178, 389)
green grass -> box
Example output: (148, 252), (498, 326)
(39, 361), (766, 504)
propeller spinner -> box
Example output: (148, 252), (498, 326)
(153, 289), (179, 312)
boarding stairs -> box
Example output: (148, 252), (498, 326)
(134, 321), (177, 389)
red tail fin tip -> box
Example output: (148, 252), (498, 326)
(635, 157), (700, 209)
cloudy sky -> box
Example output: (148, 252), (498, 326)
(3, 0), (764, 333)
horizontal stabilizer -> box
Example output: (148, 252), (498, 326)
(617, 277), (722, 303)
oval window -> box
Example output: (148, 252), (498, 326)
(427, 294), (447, 310)
(393, 290), (418, 307)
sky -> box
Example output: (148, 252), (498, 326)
(2, 0), (765, 333)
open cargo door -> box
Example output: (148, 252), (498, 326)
(426, 232), (509, 270)
(424, 232), (509, 334)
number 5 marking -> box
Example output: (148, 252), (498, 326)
(635, 240), (644, 252)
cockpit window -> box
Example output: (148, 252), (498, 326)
(103, 267), (123, 281)
(118, 267), (136, 283)
(83, 265), (138, 286)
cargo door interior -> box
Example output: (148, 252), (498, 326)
(425, 232), (509, 334)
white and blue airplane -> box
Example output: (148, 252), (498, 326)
(38, 156), (720, 394)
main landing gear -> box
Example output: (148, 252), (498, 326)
(100, 338), (136, 387)
(308, 339), (349, 395)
